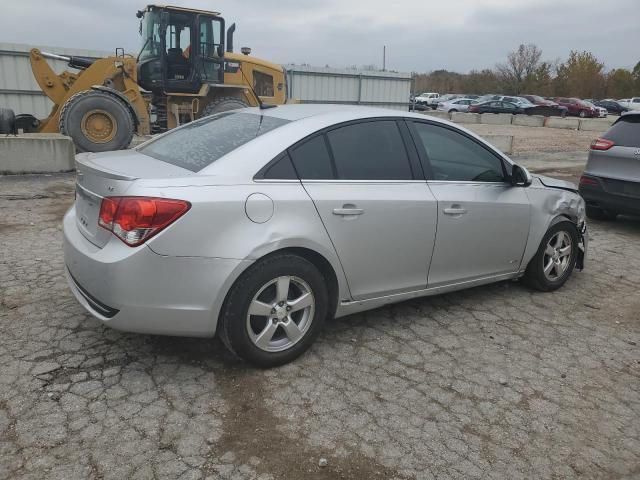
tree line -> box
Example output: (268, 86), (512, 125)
(413, 44), (640, 99)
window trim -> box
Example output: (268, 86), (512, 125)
(253, 117), (425, 182)
(406, 119), (511, 183)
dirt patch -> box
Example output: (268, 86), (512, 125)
(213, 366), (407, 480)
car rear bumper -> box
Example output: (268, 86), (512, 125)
(63, 206), (251, 337)
(579, 176), (640, 215)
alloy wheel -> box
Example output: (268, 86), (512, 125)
(246, 276), (315, 352)
(542, 231), (573, 281)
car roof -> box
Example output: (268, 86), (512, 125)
(241, 104), (428, 123)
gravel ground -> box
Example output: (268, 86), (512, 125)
(466, 123), (601, 155)
(1, 167), (639, 479)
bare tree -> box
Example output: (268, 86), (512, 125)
(496, 44), (543, 94)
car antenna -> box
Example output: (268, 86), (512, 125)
(239, 66), (277, 110)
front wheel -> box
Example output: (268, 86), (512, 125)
(522, 221), (579, 292)
(579, 110), (587, 118)
(59, 90), (135, 152)
(218, 254), (328, 367)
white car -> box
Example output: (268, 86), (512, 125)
(584, 101), (608, 118)
(617, 98), (640, 111)
(436, 98), (476, 113)
(415, 92), (440, 108)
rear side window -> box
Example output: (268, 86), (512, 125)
(412, 122), (505, 182)
(261, 152), (297, 179)
(603, 116), (640, 148)
(289, 135), (334, 179)
(139, 112), (290, 172)
(326, 121), (413, 180)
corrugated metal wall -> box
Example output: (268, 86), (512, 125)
(0, 43), (111, 118)
(285, 65), (411, 111)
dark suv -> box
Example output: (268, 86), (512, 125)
(580, 112), (640, 219)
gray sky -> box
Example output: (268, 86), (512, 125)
(1, 0), (638, 73)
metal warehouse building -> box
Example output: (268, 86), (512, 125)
(285, 65), (411, 111)
(0, 43), (411, 118)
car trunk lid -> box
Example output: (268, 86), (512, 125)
(74, 150), (194, 248)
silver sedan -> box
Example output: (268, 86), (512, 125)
(436, 98), (476, 113)
(63, 105), (587, 367)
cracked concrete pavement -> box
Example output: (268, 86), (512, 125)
(1, 171), (639, 479)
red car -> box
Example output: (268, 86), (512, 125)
(554, 98), (597, 118)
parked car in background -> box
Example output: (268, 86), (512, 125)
(583, 101), (608, 118)
(415, 92), (440, 109)
(594, 100), (629, 115)
(617, 98), (640, 111)
(63, 104), (587, 367)
(436, 98), (476, 113)
(521, 95), (568, 117)
(410, 94), (428, 112)
(580, 112), (640, 220)
(468, 100), (525, 114)
(554, 98), (597, 118)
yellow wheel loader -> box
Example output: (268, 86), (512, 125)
(0, 5), (287, 152)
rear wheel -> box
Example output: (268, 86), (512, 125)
(522, 221), (579, 292)
(201, 96), (249, 117)
(59, 90), (134, 152)
(586, 205), (617, 221)
(218, 253), (328, 367)
(449, 109), (458, 113)
(579, 110), (587, 118)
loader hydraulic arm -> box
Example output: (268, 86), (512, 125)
(29, 49), (80, 105)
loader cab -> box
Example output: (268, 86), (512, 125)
(137, 5), (225, 94)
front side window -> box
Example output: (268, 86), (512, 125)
(326, 121), (413, 180)
(412, 122), (505, 182)
(139, 11), (162, 61)
(139, 112), (290, 172)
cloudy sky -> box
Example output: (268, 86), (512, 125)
(1, 0), (638, 73)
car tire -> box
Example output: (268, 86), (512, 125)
(579, 110), (586, 118)
(449, 109), (458, 113)
(586, 205), (617, 221)
(218, 253), (328, 367)
(522, 221), (579, 292)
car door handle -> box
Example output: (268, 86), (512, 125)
(333, 207), (364, 216)
(443, 207), (467, 215)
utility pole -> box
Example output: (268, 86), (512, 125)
(382, 45), (386, 71)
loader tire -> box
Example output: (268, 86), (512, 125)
(59, 90), (134, 153)
(0, 107), (16, 134)
(201, 97), (249, 117)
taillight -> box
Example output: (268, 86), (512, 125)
(98, 197), (191, 247)
(590, 138), (614, 151)
(579, 176), (600, 187)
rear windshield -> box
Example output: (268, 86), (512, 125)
(603, 116), (640, 148)
(139, 112), (290, 172)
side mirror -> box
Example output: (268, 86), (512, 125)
(511, 164), (532, 187)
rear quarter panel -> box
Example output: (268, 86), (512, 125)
(136, 180), (351, 298)
(585, 147), (640, 183)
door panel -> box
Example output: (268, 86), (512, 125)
(427, 182), (530, 286)
(303, 182), (437, 300)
